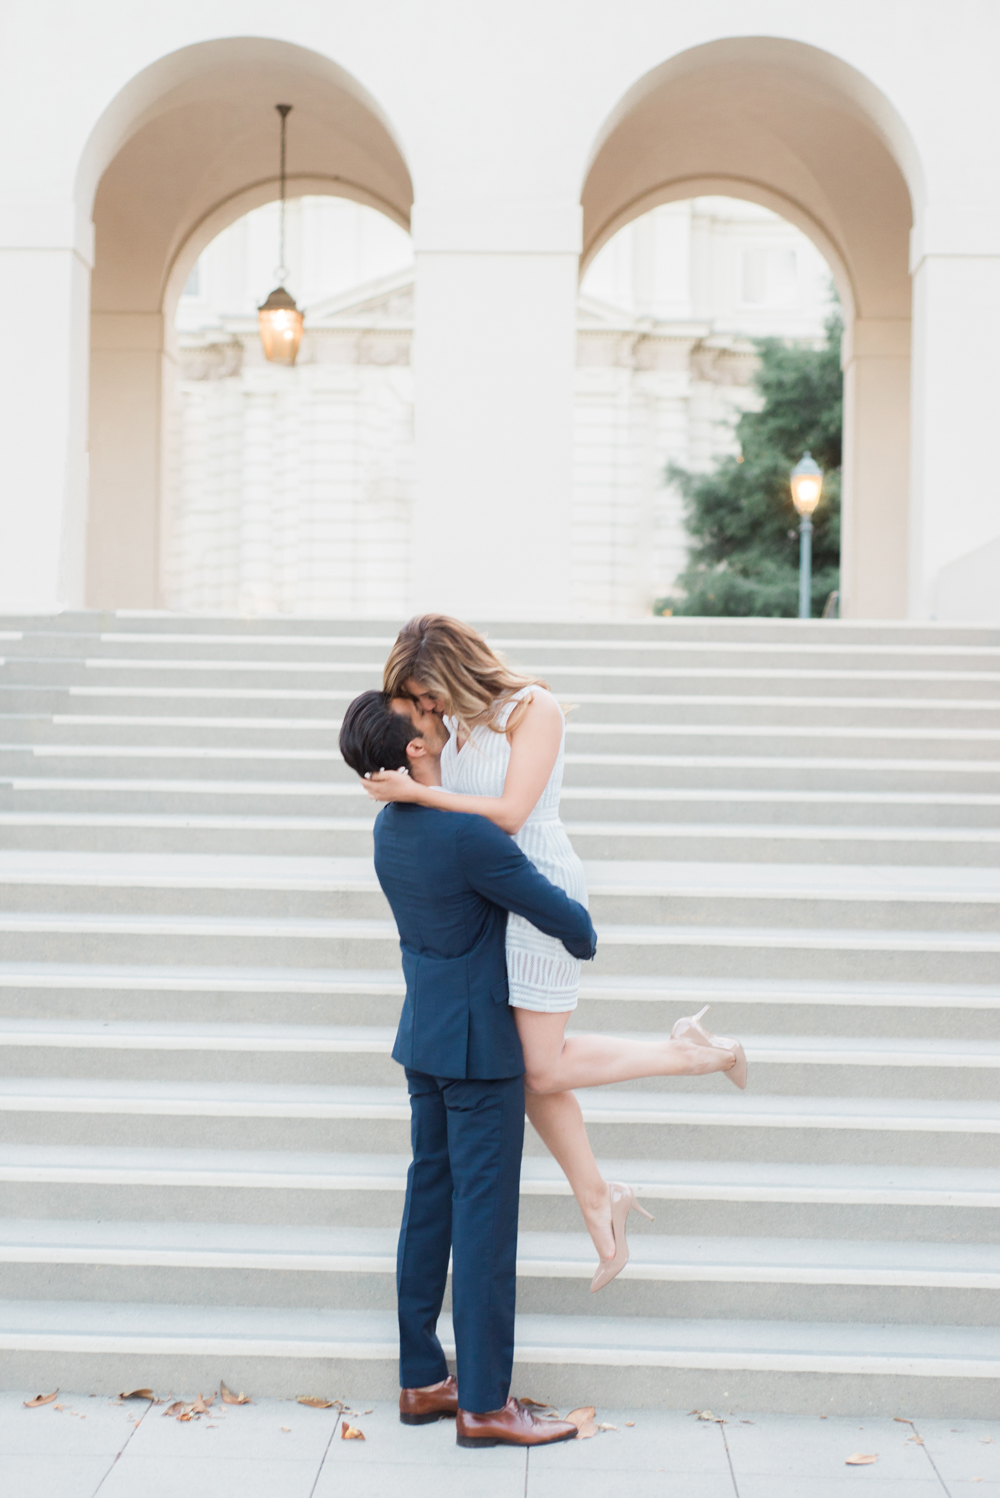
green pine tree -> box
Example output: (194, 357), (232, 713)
(657, 310), (842, 617)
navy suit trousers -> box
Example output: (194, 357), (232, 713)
(397, 1068), (524, 1414)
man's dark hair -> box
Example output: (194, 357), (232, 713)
(339, 689), (420, 778)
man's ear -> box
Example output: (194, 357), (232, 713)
(405, 737), (426, 761)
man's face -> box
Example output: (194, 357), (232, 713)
(390, 696), (449, 758)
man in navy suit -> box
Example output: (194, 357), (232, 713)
(339, 690), (596, 1449)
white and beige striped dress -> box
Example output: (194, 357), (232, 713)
(440, 685), (589, 1012)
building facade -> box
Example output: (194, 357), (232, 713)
(2, 5), (998, 621)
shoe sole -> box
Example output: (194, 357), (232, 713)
(456, 1427), (578, 1448)
(400, 1410), (455, 1425)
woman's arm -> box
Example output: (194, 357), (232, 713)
(363, 690), (563, 834)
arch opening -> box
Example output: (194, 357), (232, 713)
(166, 192), (414, 617)
(84, 37), (413, 609)
(581, 37), (916, 618)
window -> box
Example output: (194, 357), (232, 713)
(183, 262), (201, 297)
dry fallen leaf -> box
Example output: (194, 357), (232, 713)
(566, 1406), (598, 1440)
(521, 1398), (555, 1409)
(163, 1402), (185, 1418)
(894, 1417), (915, 1426)
(625, 1420), (635, 1427)
(341, 1423), (365, 1440)
(177, 1412), (194, 1422)
(846, 1454), (878, 1465)
(697, 1409), (714, 1420)
(23, 1391), (58, 1408)
(119, 1389), (154, 1401)
(597, 1422), (617, 1431)
(220, 1382), (251, 1405)
(907, 1436), (925, 1446)
(281, 1425), (291, 1433)
(298, 1396), (335, 1409)
(741, 1420), (755, 1425)
(191, 1394), (214, 1415)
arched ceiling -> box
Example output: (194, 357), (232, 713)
(88, 38), (413, 315)
(582, 38), (915, 320)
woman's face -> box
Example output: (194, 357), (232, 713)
(404, 679), (447, 717)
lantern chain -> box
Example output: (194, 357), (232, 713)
(276, 103), (292, 283)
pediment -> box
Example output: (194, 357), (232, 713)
(306, 269), (414, 328)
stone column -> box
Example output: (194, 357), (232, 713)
(839, 317), (911, 618)
(410, 204), (580, 620)
(0, 206), (92, 611)
(909, 230), (1000, 620)
(87, 312), (171, 608)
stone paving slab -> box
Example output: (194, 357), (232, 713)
(1, 1391), (998, 1496)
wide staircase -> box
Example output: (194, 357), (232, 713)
(0, 613), (997, 1415)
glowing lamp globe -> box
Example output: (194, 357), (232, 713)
(258, 286), (304, 366)
(790, 451), (823, 517)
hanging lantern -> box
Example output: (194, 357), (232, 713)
(258, 285), (303, 365)
(258, 103), (304, 365)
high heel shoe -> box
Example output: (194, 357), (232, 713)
(671, 1005), (748, 1090)
(590, 1181), (654, 1294)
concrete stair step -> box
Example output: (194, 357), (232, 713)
(7, 693), (1000, 737)
(1, 1145), (996, 1244)
(5, 786), (999, 827)
(3, 814), (996, 864)
(0, 1220), (996, 1325)
(1, 1077), (996, 1165)
(2, 962), (997, 1038)
(2, 911), (999, 982)
(5, 654), (1000, 698)
(6, 610), (998, 642)
(6, 752), (1000, 798)
(0, 1298), (995, 1414)
(0, 853), (995, 931)
(0, 1018), (997, 1098)
(7, 629), (1000, 667)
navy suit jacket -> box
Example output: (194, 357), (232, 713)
(373, 802), (597, 1080)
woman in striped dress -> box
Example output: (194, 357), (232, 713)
(365, 615), (746, 1289)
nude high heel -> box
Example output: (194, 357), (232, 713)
(590, 1181), (654, 1294)
(671, 1005), (748, 1090)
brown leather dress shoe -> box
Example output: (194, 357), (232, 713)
(399, 1374), (459, 1425)
(456, 1397), (578, 1448)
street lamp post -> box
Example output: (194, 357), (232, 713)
(790, 451), (823, 620)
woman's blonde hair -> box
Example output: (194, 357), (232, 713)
(383, 615), (548, 734)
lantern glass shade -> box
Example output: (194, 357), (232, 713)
(258, 286), (303, 366)
(790, 451), (823, 516)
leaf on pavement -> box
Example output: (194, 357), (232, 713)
(23, 1391), (58, 1408)
(220, 1382), (251, 1405)
(846, 1454), (878, 1465)
(597, 1423), (617, 1431)
(566, 1406), (598, 1439)
(119, 1389), (155, 1401)
(341, 1423), (365, 1440)
(298, 1396), (335, 1409)
(191, 1394), (214, 1415)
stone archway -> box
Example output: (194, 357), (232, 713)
(580, 38), (919, 619)
(81, 37), (413, 608)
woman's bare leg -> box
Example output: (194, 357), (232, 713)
(515, 1008), (737, 1261)
(516, 1009), (736, 1095)
(524, 1086), (615, 1260)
